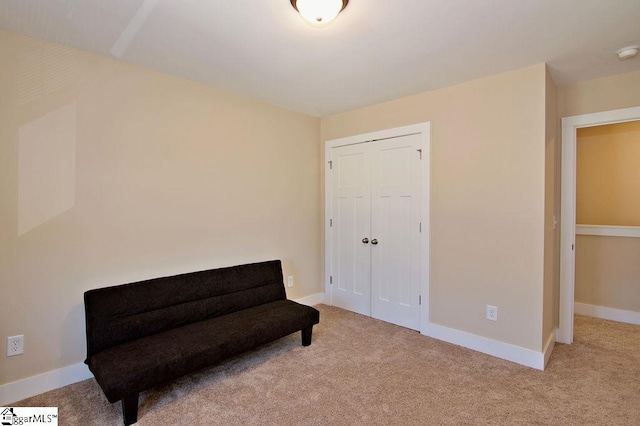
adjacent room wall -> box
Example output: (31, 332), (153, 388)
(0, 29), (321, 385)
(575, 236), (640, 313)
(321, 64), (548, 352)
(576, 121), (640, 226)
(574, 121), (640, 314)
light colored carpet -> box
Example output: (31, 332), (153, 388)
(14, 305), (640, 425)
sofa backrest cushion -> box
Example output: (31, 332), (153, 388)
(84, 260), (286, 358)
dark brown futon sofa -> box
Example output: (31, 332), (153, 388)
(83, 260), (320, 425)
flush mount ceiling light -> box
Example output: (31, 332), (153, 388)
(617, 45), (639, 61)
(291, 0), (349, 26)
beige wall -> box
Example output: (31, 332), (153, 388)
(575, 235), (640, 312)
(322, 64), (548, 352)
(576, 121), (640, 226)
(558, 70), (640, 118)
(543, 67), (559, 347)
(0, 29), (321, 385)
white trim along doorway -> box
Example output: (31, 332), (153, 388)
(559, 106), (640, 344)
(324, 122), (431, 333)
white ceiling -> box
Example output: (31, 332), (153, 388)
(1, 0), (639, 117)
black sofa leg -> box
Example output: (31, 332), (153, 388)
(301, 325), (313, 346)
(122, 393), (139, 426)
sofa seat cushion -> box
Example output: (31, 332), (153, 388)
(87, 300), (319, 402)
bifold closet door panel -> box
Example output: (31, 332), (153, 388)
(330, 143), (372, 316)
(370, 134), (422, 330)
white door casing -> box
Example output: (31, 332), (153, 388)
(325, 123), (430, 332)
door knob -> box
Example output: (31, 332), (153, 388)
(371, 239), (378, 245)
(362, 238), (369, 244)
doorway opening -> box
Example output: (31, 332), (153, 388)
(559, 106), (640, 344)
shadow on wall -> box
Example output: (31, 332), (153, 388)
(18, 102), (77, 235)
(17, 37), (78, 236)
(61, 303), (86, 365)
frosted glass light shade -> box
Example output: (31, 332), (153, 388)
(292, 0), (347, 25)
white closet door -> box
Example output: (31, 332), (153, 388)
(370, 134), (422, 330)
(329, 134), (422, 330)
(330, 143), (372, 316)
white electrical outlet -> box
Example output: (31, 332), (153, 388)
(486, 305), (498, 322)
(7, 335), (24, 356)
(287, 276), (294, 288)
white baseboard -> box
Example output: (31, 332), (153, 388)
(0, 362), (93, 405)
(575, 302), (640, 326)
(422, 323), (547, 370)
(294, 292), (327, 306)
(0, 292), (327, 406)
